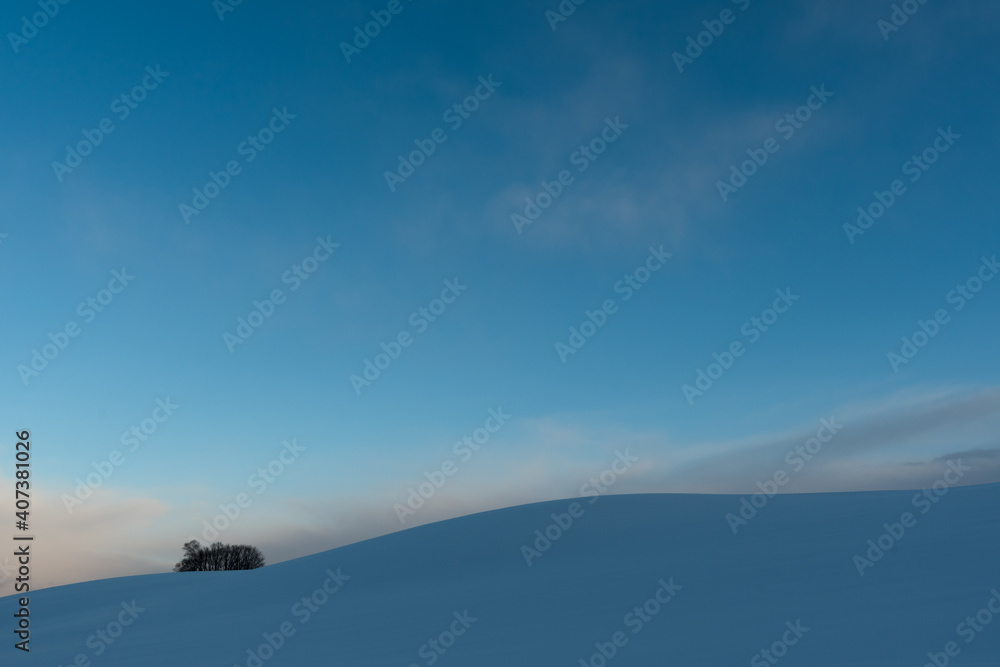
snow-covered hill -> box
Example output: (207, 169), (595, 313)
(6, 484), (1000, 665)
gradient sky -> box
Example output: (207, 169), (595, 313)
(2, 0), (999, 588)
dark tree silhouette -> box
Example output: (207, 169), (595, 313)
(173, 540), (265, 572)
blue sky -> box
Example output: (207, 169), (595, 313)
(2, 0), (999, 587)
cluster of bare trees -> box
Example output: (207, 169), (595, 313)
(173, 540), (265, 572)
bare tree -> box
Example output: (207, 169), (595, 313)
(173, 540), (265, 572)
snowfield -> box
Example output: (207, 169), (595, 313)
(6, 483), (1000, 666)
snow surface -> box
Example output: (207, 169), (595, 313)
(5, 484), (1000, 665)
